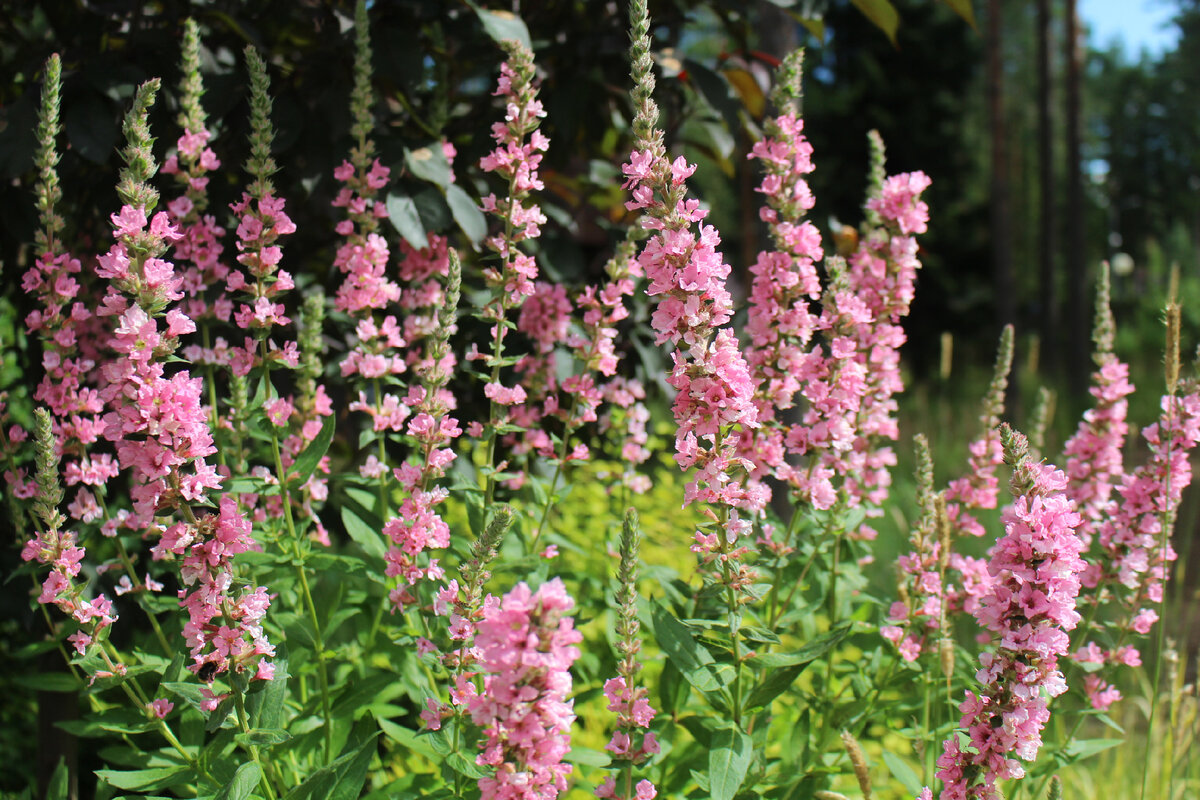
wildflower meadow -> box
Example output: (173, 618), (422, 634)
(3, 2), (1198, 800)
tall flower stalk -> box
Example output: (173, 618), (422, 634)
(925, 426), (1085, 800)
(624, 0), (760, 730)
(476, 40), (550, 509)
(468, 579), (582, 800)
(596, 510), (659, 800)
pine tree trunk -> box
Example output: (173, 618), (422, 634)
(989, 0), (1017, 407)
(1065, 0), (1087, 395)
(1038, 0), (1059, 376)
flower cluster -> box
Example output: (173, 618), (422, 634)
(936, 328), (1015, 624)
(623, 152), (759, 550)
(96, 199), (221, 527)
(478, 41), (551, 473)
(1071, 387), (1200, 708)
(930, 428), (1084, 800)
(1064, 266), (1132, 550)
(225, 191), (298, 374)
(384, 254), (463, 611)
(740, 53), (828, 509)
(97, 79), (273, 691)
(162, 20), (229, 330)
(155, 496), (275, 691)
(834, 153), (930, 518)
(22, 409), (117, 653)
(468, 579), (582, 800)
(225, 48), (298, 377)
(882, 436), (947, 662)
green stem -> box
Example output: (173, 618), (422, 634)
(114, 537), (172, 654)
(373, 377), (390, 519)
(260, 340), (334, 765)
(531, 395), (582, 548)
(763, 502), (804, 625)
(921, 670), (933, 786)
(98, 640), (207, 778)
(712, 433), (744, 727)
(1141, 398), (1177, 800)
(481, 154), (524, 509)
(230, 658), (280, 800)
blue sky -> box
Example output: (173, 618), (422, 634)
(1081, 0), (1180, 57)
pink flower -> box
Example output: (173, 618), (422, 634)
(934, 441), (1084, 799)
(264, 397), (294, 427)
(867, 172), (932, 235)
(484, 382), (527, 406)
(147, 698), (174, 718)
(468, 579), (582, 800)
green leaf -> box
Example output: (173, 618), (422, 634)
(248, 655), (288, 730)
(708, 722), (752, 800)
(13, 672), (80, 692)
(939, 0), (976, 28)
(851, 0), (900, 45)
(414, 185), (452, 231)
(88, 664), (158, 693)
(446, 752), (491, 779)
(882, 750), (922, 796)
(323, 606), (361, 639)
(386, 192), (428, 250)
(214, 762), (262, 800)
(748, 622), (852, 668)
(682, 59), (741, 133)
(649, 600), (732, 695)
(468, 2), (532, 49)
(743, 664), (804, 712)
(46, 758), (69, 800)
(96, 766), (190, 791)
(466, 488), (486, 538)
(223, 476), (268, 495)
(405, 144), (452, 188)
(445, 183), (487, 245)
(1092, 712), (1126, 734)
(288, 414), (335, 486)
(161, 681), (209, 711)
(342, 504), (386, 560)
(283, 732), (379, 800)
(567, 746), (611, 768)
(235, 728), (292, 749)
(206, 695), (235, 732)
(306, 552), (367, 576)
(332, 673), (398, 717)
(1064, 738), (1123, 760)
(377, 717), (438, 760)
(58, 708), (160, 737)
(792, 14), (826, 41)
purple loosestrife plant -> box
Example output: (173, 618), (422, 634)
(596, 510), (659, 800)
(476, 40), (551, 503)
(468, 578), (582, 800)
(926, 426), (1085, 800)
(384, 252), (463, 611)
(91, 80), (275, 696)
(623, 0), (759, 568)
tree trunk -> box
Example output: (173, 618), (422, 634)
(1065, 0), (1087, 396)
(989, 0), (1017, 408)
(1037, 0), (1059, 376)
